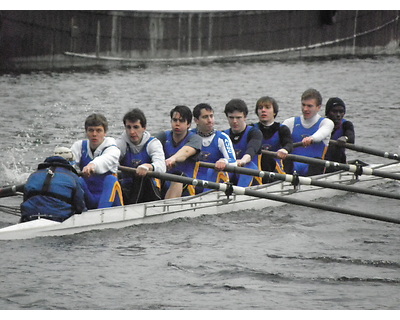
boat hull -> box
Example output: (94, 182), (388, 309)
(1, 164), (398, 240)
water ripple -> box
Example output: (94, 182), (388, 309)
(332, 276), (400, 284)
(267, 253), (400, 268)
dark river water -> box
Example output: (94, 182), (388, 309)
(0, 56), (400, 310)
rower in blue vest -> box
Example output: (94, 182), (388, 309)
(116, 108), (166, 204)
(223, 99), (263, 187)
(282, 88), (334, 176)
(324, 97), (355, 172)
(252, 96), (293, 182)
(156, 105), (202, 198)
(20, 147), (86, 223)
(71, 113), (123, 209)
(191, 103), (236, 192)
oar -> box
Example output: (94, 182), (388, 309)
(0, 184), (24, 198)
(262, 150), (400, 181)
(293, 142), (304, 148)
(329, 140), (400, 161)
(199, 162), (400, 201)
(118, 165), (400, 225)
(294, 140), (400, 161)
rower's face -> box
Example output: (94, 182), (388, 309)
(256, 102), (275, 123)
(171, 112), (190, 135)
(227, 111), (247, 134)
(301, 98), (321, 119)
(86, 125), (106, 149)
(195, 108), (215, 133)
(327, 105), (345, 125)
(125, 120), (145, 145)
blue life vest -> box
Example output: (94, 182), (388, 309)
(163, 130), (197, 178)
(196, 131), (235, 163)
(119, 137), (153, 186)
(252, 122), (286, 174)
(253, 122), (281, 152)
(291, 117), (327, 176)
(79, 140), (114, 195)
(224, 126), (258, 166)
(325, 119), (348, 164)
(331, 119), (346, 140)
(119, 137), (162, 203)
(20, 156), (86, 222)
(194, 130), (235, 181)
(292, 117), (326, 158)
(224, 126), (261, 187)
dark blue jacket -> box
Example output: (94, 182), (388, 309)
(20, 156), (86, 222)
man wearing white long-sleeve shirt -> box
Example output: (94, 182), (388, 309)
(282, 88), (334, 176)
(71, 113), (123, 209)
(116, 108), (166, 204)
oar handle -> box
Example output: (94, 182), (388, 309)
(118, 166), (228, 192)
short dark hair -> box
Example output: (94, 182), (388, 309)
(84, 113), (108, 132)
(255, 96), (279, 117)
(123, 108), (147, 128)
(193, 103), (213, 119)
(170, 105), (192, 124)
(301, 88), (322, 106)
(224, 99), (248, 116)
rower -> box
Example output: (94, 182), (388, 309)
(252, 96), (293, 182)
(20, 147), (86, 223)
(71, 113), (123, 209)
(282, 88), (334, 176)
(116, 108), (166, 204)
(155, 105), (202, 199)
(191, 103), (237, 193)
(223, 98), (263, 187)
(324, 97), (355, 172)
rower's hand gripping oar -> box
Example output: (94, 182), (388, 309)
(262, 150), (400, 181)
(0, 184), (25, 198)
(118, 165), (400, 225)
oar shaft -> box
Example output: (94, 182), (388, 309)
(295, 140), (400, 161)
(263, 150), (400, 181)
(240, 186), (400, 225)
(199, 162), (400, 200)
(330, 140), (400, 161)
(119, 165), (400, 225)
(0, 184), (25, 198)
(263, 150), (350, 170)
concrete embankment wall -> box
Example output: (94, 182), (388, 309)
(0, 10), (399, 70)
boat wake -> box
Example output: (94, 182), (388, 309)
(0, 148), (31, 186)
